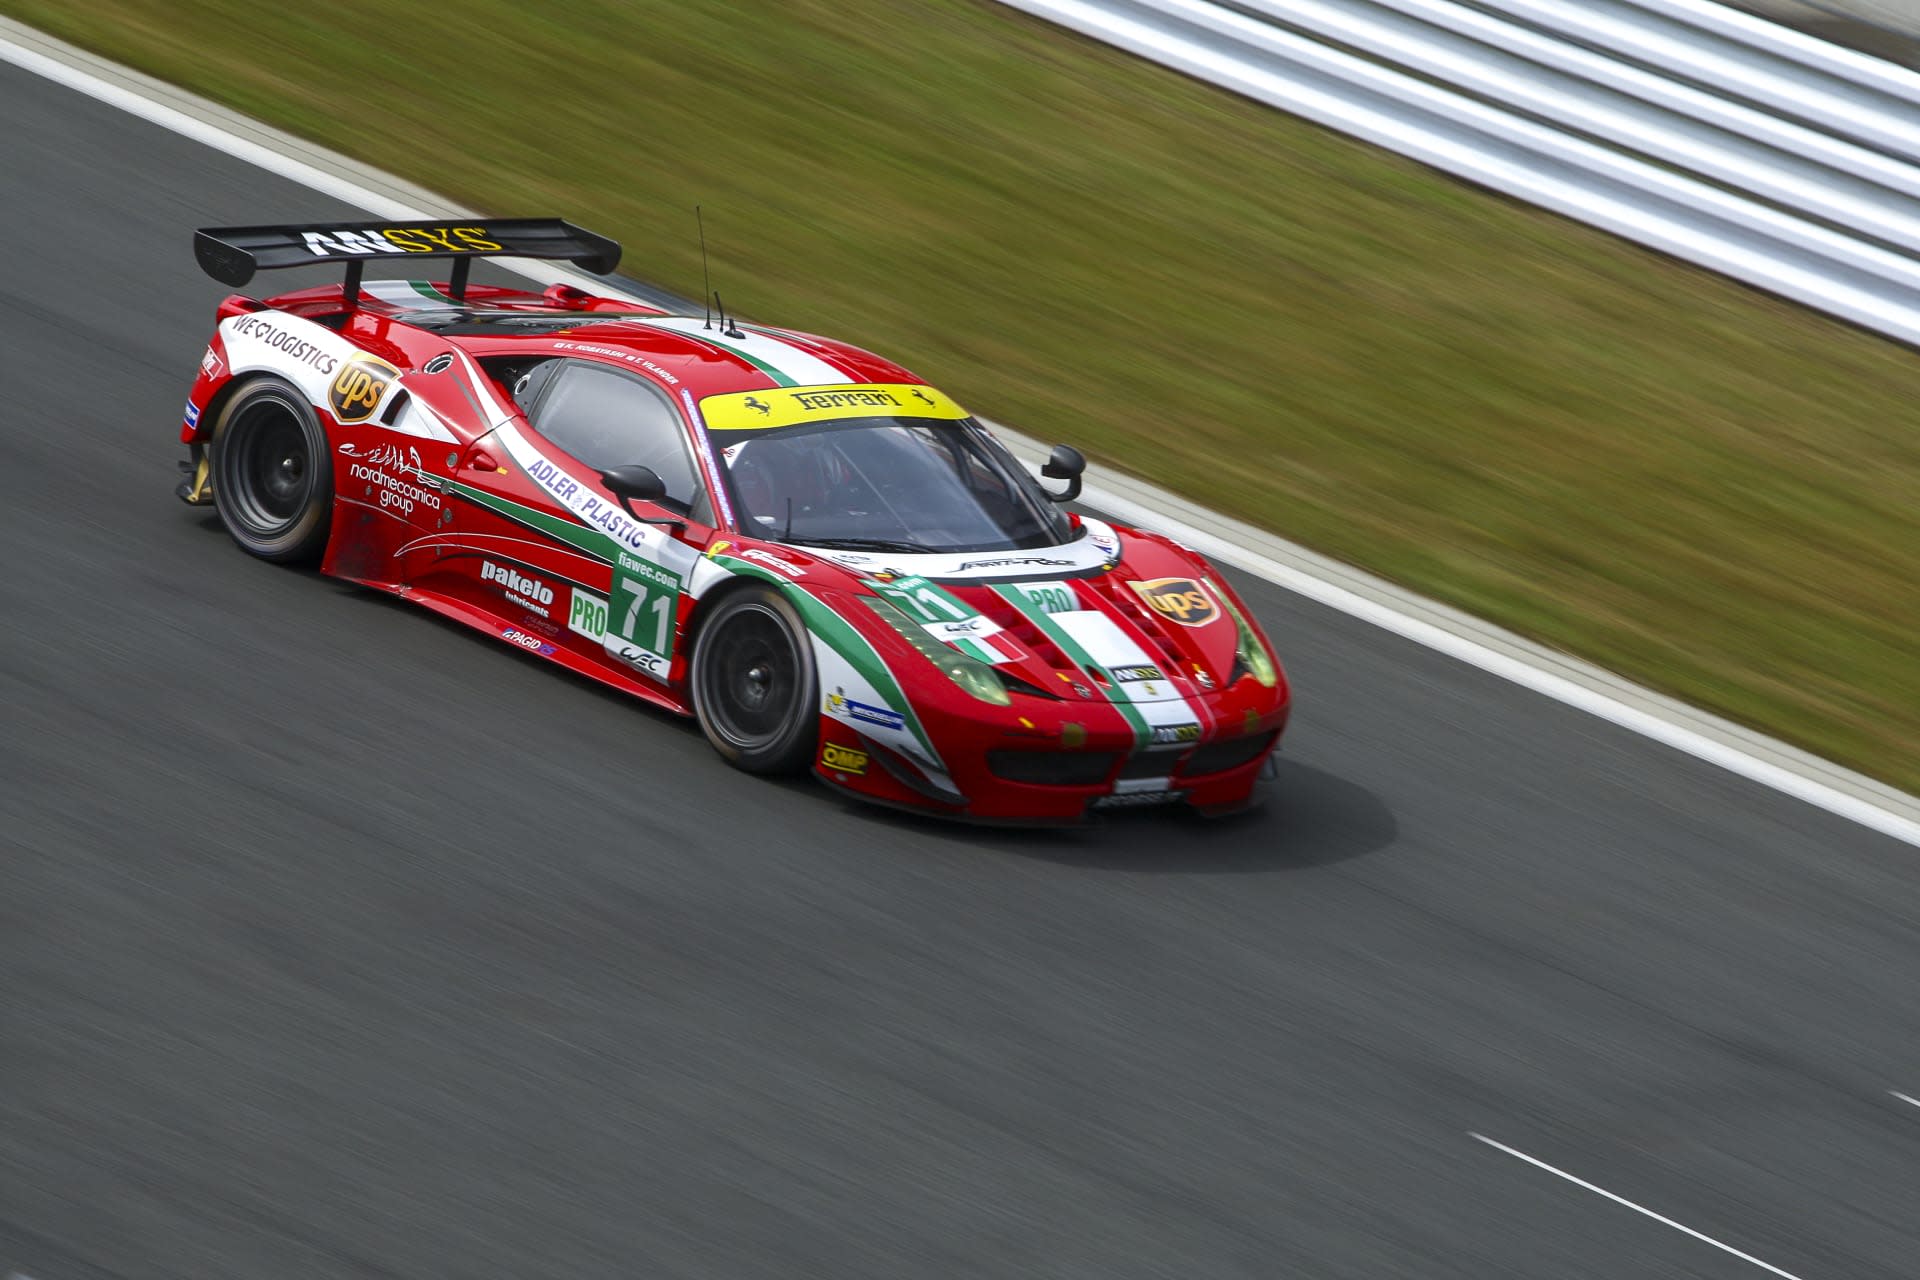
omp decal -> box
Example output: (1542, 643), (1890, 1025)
(820, 743), (869, 775)
(1131, 577), (1219, 628)
(702, 383), (968, 432)
(637, 316), (847, 387)
(301, 225), (503, 257)
(182, 399), (199, 429)
(329, 354), (397, 424)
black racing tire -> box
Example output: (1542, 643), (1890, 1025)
(209, 377), (332, 564)
(691, 585), (819, 775)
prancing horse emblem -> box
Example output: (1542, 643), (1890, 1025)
(745, 396), (771, 416)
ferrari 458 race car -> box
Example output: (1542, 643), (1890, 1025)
(177, 218), (1290, 823)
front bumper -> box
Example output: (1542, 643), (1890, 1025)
(813, 685), (1290, 824)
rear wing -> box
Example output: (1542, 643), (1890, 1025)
(193, 218), (622, 304)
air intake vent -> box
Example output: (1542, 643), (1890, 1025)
(1185, 732), (1278, 776)
(987, 750), (1120, 786)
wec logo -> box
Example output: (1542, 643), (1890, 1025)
(329, 355), (396, 423)
(1131, 577), (1218, 628)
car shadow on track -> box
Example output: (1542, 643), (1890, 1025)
(843, 756), (1397, 873)
(326, 577), (1394, 870)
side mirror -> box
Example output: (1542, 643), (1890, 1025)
(600, 465), (683, 528)
(1039, 444), (1085, 504)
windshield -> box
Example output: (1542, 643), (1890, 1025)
(715, 418), (1072, 552)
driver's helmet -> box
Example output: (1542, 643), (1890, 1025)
(728, 430), (850, 528)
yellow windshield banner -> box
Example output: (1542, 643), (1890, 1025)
(700, 382), (969, 432)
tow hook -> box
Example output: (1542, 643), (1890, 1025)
(175, 447), (213, 506)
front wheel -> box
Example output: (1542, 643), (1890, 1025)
(691, 586), (819, 775)
(209, 378), (332, 564)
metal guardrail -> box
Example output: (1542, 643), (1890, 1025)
(997, 0), (1920, 345)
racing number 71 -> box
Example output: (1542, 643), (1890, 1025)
(607, 555), (681, 668)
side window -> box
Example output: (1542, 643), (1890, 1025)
(532, 363), (705, 513)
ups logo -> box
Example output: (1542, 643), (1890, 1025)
(820, 743), (868, 775)
(329, 355), (396, 423)
(1131, 577), (1218, 628)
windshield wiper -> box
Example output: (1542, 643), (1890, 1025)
(791, 536), (938, 554)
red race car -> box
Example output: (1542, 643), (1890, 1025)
(178, 218), (1289, 823)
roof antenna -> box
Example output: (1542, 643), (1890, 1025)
(696, 205), (713, 331)
(714, 290), (745, 340)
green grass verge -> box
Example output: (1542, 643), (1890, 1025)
(12, 0), (1919, 792)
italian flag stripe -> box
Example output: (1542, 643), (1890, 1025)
(409, 279), (460, 304)
(992, 584), (1152, 748)
(637, 317), (847, 388)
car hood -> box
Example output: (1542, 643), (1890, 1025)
(795, 518), (1247, 710)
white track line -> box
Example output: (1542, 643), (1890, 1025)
(2, 16), (1918, 848)
(1472, 1133), (1808, 1279)
(1891, 1090), (1920, 1110)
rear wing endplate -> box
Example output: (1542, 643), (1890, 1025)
(193, 218), (622, 304)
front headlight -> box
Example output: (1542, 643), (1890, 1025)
(1213, 582), (1277, 688)
(863, 596), (1012, 706)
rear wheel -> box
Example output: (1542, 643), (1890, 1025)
(691, 586), (818, 775)
(209, 378), (332, 564)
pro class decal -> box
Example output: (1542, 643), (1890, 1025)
(568, 588), (610, 642)
(1130, 577), (1219, 628)
(329, 354), (397, 423)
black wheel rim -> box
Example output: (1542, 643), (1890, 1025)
(700, 604), (801, 750)
(224, 399), (312, 535)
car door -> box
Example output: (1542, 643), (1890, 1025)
(514, 359), (713, 681)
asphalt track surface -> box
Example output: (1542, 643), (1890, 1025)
(4, 58), (1920, 1280)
